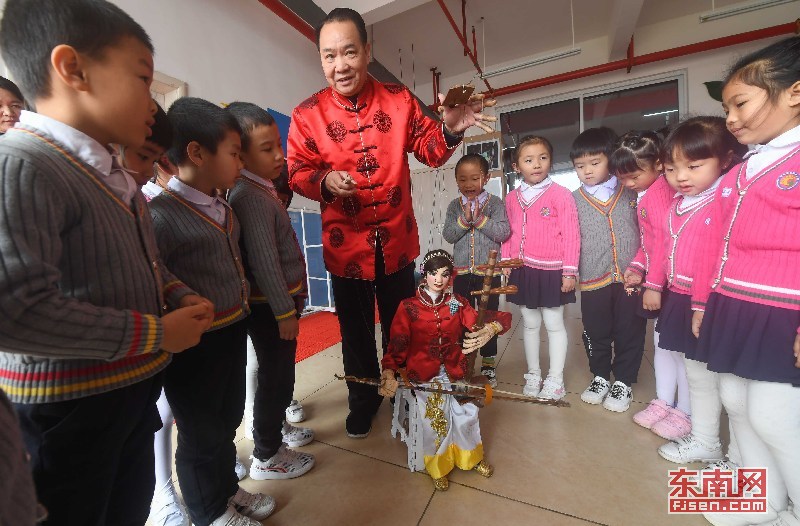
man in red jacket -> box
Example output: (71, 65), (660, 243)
(288, 7), (495, 438)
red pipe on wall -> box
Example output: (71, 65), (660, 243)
(436, 0), (493, 92)
(487, 22), (797, 98)
(257, 0), (316, 43)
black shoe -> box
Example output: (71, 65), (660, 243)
(345, 411), (372, 438)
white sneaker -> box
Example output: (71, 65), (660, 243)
(229, 487), (276, 521)
(209, 505), (261, 526)
(602, 381), (632, 412)
(149, 483), (190, 526)
(243, 412), (254, 441)
(285, 399), (305, 423)
(580, 376), (610, 405)
(281, 421), (314, 447)
(522, 372), (542, 397)
(249, 444), (315, 480)
(538, 376), (566, 400)
(686, 458), (740, 484)
(234, 455), (247, 481)
(658, 435), (724, 464)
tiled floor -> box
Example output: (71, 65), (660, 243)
(163, 298), (718, 525)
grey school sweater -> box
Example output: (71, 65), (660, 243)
(228, 176), (307, 321)
(149, 189), (250, 329)
(442, 194), (510, 275)
(0, 126), (194, 404)
(572, 185), (640, 291)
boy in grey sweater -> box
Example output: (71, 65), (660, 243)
(149, 97), (274, 526)
(227, 102), (315, 482)
(442, 153), (510, 385)
(0, 1), (214, 524)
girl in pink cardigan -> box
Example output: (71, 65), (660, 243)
(502, 136), (580, 400)
(691, 37), (800, 526)
(612, 130), (692, 441)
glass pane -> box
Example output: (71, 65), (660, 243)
(303, 212), (322, 246)
(584, 80), (679, 136)
(289, 211), (304, 248)
(500, 98), (580, 193)
(306, 246), (327, 279)
(308, 278), (331, 308)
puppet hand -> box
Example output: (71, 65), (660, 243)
(379, 369), (399, 398)
(463, 322), (501, 354)
(439, 92), (497, 134)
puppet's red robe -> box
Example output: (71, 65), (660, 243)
(287, 78), (459, 280)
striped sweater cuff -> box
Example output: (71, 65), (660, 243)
(456, 216), (471, 229)
(163, 280), (195, 309)
(643, 281), (663, 292)
(627, 263), (645, 276)
(122, 312), (162, 357)
(275, 308), (297, 321)
(691, 300), (706, 312)
(473, 215), (488, 229)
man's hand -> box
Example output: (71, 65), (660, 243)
(324, 170), (357, 197)
(561, 276), (576, 293)
(691, 311), (704, 338)
(439, 92), (497, 135)
(624, 270), (643, 287)
(179, 294), (214, 331)
(161, 304), (212, 353)
(378, 369), (399, 398)
(278, 317), (300, 341)
(643, 289), (661, 311)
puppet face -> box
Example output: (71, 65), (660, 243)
(425, 266), (452, 293)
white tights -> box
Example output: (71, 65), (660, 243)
(244, 336), (258, 424)
(153, 389), (175, 501)
(519, 306), (568, 379)
(653, 330), (691, 414)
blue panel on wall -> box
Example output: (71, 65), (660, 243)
(303, 213), (322, 246)
(289, 211), (304, 248)
(308, 279), (330, 308)
(267, 108), (290, 156)
(306, 246), (327, 279)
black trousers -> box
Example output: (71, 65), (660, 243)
(453, 273), (501, 359)
(15, 374), (163, 526)
(248, 303), (296, 460)
(330, 247), (415, 419)
(164, 321), (247, 526)
(580, 282), (647, 386)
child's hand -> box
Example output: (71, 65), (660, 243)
(691, 311), (704, 338)
(180, 294), (215, 330)
(278, 317), (300, 340)
(624, 270), (642, 287)
(642, 289), (661, 311)
(463, 200), (474, 223)
(378, 369), (399, 398)
(561, 276), (576, 293)
(161, 304), (212, 353)
(794, 334), (800, 368)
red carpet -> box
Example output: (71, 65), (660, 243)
(295, 306), (381, 363)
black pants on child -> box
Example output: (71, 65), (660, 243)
(330, 244), (416, 427)
(15, 374), (163, 526)
(580, 282), (647, 386)
(164, 320), (247, 526)
(248, 303), (296, 460)
(453, 273), (501, 358)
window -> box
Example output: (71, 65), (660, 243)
(500, 74), (684, 192)
(289, 210), (333, 311)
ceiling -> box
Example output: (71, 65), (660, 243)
(308, 0), (797, 92)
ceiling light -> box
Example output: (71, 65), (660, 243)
(699, 0), (797, 23)
(643, 109), (679, 117)
(481, 48), (581, 79)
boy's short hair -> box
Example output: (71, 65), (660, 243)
(316, 8), (368, 49)
(166, 97), (243, 166)
(570, 127), (618, 161)
(0, 0), (152, 102)
(149, 102), (173, 152)
(455, 153), (489, 176)
(226, 102), (276, 151)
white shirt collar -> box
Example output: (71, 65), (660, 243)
(582, 176), (618, 197)
(519, 177), (552, 192)
(744, 124), (800, 159)
(168, 177), (227, 207)
(241, 168), (275, 189)
(677, 177), (721, 210)
(19, 110), (113, 175)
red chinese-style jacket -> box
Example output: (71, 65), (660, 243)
(381, 288), (512, 382)
(287, 78), (460, 280)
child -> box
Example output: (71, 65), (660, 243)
(501, 136), (579, 399)
(378, 249), (511, 491)
(227, 102), (315, 481)
(655, 117), (746, 471)
(442, 153), (510, 386)
(692, 37), (800, 526)
(149, 97), (274, 526)
(613, 131), (692, 439)
(0, 1), (213, 524)
(571, 127), (646, 412)
(0, 76), (24, 133)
